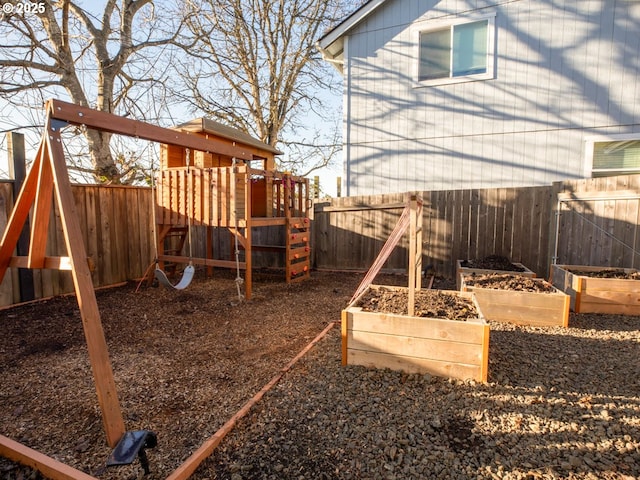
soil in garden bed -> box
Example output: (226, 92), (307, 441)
(460, 255), (526, 272)
(356, 288), (478, 320)
(567, 268), (640, 280)
(463, 273), (556, 293)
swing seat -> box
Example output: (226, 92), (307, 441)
(155, 264), (195, 290)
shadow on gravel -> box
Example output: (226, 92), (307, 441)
(488, 324), (639, 397)
(203, 322), (640, 480)
(570, 312), (640, 332)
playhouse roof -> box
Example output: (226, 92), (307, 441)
(177, 118), (283, 156)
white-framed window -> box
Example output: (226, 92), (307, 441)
(584, 133), (640, 177)
(413, 14), (496, 87)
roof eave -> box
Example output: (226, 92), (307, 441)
(317, 0), (388, 50)
(317, 39), (345, 74)
(317, 0), (388, 74)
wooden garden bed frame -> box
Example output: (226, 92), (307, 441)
(550, 264), (640, 314)
(342, 287), (490, 382)
(455, 259), (536, 290)
(460, 275), (570, 327)
(341, 195), (489, 383)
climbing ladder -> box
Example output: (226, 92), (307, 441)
(286, 217), (311, 283)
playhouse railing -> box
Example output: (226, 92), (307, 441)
(247, 167), (310, 219)
(156, 166), (310, 228)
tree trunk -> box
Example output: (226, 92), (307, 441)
(85, 128), (118, 183)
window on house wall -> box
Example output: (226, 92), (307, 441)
(415, 15), (495, 86)
(590, 139), (640, 177)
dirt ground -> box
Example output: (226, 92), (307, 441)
(0, 269), (413, 479)
(1, 270), (639, 480)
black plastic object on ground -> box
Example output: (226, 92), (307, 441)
(106, 430), (157, 475)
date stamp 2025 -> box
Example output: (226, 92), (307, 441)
(2, 2), (46, 15)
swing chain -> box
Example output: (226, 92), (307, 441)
(232, 157), (244, 303)
(185, 148), (193, 262)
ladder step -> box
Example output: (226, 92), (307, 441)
(289, 272), (310, 283)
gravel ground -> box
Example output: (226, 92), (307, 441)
(202, 314), (640, 480)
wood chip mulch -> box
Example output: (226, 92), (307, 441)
(0, 270), (370, 479)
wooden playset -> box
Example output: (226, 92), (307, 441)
(154, 117), (311, 294)
(0, 99), (311, 478)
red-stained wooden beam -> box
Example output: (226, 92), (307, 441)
(46, 121), (126, 448)
(27, 142), (54, 268)
(46, 99), (257, 161)
(0, 138), (45, 282)
(0, 435), (99, 480)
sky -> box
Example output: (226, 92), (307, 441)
(0, 94), (344, 197)
(0, 96), (344, 198)
(0, 0), (346, 198)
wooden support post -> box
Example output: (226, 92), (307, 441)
(45, 120), (125, 447)
(413, 194), (423, 291)
(284, 174), (291, 219)
(407, 194), (423, 316)
(244, 171), (252, 300)
(285, 217), (292, 282)
(0, 140), (44, 282)
(7, 132), (34, 301)
(155, 224), (173, 272)
(276, 181), (282, 217)
(28, 147), (54, 268)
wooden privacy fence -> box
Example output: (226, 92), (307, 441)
(313, 174), (640, 280)
(0, 181), (298, 306)
(2, 174), (640, 306)
(553, 175), (640, 269)
(0, 181), (155, 306)
(313, 187), (554, 279)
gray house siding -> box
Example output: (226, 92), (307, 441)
(340, 0), (640, 196)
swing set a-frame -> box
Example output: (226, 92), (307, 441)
(0, 99), (311, 476)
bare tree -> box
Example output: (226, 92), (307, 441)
(0, 0), (189, 183)
(179, 0), (345, 175)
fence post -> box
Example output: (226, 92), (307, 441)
(7, 132), (35, 302)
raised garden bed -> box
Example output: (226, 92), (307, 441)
(460, 273), (570, 327)
(342, 286), (489, 382)
(456, 255), (536, 289)
(551, 264), (640, 314)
